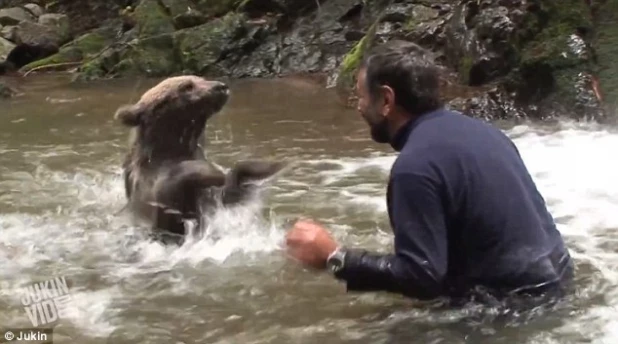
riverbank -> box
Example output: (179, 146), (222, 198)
(0, 0), (616, 121)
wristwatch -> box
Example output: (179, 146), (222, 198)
(326, 247), (346, 274)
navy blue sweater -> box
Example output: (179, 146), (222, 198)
(335, 108), (574, 300)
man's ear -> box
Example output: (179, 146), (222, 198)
(381, 85), (395, 116)
(114, 103), (144, 127)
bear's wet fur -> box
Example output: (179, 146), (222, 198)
(115, 75), (286, 245)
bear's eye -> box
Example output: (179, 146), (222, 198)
(179, 81), (195, 92)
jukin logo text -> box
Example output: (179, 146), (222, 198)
(19, 276), (73, 327)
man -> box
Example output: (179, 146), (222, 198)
(285, 40), (574, 303)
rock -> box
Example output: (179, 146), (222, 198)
(173, 10), (209, 30)
(133, 0), (175, 37)
(260, 0), (370, 80)
(59, 0), (609, 122)
(446, 85), (528, 121)
(175, 12), (264, 76)
(403, 14), (448, 52)
(14, 21), (61, 46)
(228, 33), (281, 78)
(75, 0), (372, 80)
(192, 0), (244, 18)
(0, 7), (35, 26)
(38, 13), (71, 43)
(239, 0), (320, 18)
(23, 3), (45, 18)
(376, 2), (447, 59)
(37, 0), (132, 39)
(20, 25), (118, 73)
(119, 33), (180, 77)
(158, 0), (208, 29)
(0, 36), (15, 59)
(11, 13), (72, 47)
(73, 0), (180, 79)
(1, 25), (17, 41)
(334, 0), (605, 120)
(0, 81), (16, 98)
(503, 0), (601, 119)
(1, 42), (59, 73)
(443, 2), (518, 86)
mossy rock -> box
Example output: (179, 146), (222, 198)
(1, 36), (15, 60)
(119, 33), (182, 77)
(193, 0), (245, 17)
(335, 19), (380, 98)
(158, 0), (209, 29)
(20, 26), (117, 72)
(403, 4), (440, 31)
(159, 0), (194, 19)
(38, 13), (72, 45)
(174, 12), (245, 74)
(74, 0), (181, 80)
(510, 0), (595, 103)
(134, 0), (175, 38)
(516, 4), (592, 68)
(593, 0), (618, 110)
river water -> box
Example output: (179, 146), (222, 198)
(0, 74), (617, 343)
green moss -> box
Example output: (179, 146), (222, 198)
(517, 0), (592, 66)
(20, 27), (117, 72)
(175, 12), (245, 74)
(336, 20), (379, 93)
(75, 60), (107, 81)
(73, 7), (245, 80)
(134, 0), (175, 38)
(122, 33), (182, 77)
(593, 0), (618, 109)
(340, 37), (366, 76)
(458, 55), (473, 85)
(510, 0), (595, 102)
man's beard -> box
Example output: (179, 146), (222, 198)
(368, 116), (390, 144)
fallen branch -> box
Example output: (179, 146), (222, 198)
(22, 62), (83, 76)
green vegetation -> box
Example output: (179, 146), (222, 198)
(593, 0), (618, 108)
(512, 0), (595, 101)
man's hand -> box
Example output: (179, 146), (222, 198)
(285, 219), (339, 269)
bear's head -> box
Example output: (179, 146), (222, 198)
(114, 75), (230, 157)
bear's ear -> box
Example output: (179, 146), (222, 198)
(114, 104), (144, 127)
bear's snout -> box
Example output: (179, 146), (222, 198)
(212, 82), (229, 95)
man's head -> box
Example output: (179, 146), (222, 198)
(355, 40), (443, 144)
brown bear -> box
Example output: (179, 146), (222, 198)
(114, 75), (286, 245)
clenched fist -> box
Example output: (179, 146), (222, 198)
(285, 219), (339, 269)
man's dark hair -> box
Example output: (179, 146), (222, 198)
(360, 40), (443, 116)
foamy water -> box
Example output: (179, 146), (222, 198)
(1, 119), (618, 343)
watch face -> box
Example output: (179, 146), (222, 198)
(327, 253), (344, 272)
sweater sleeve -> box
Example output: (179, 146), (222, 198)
(334, 171), (449, 300)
